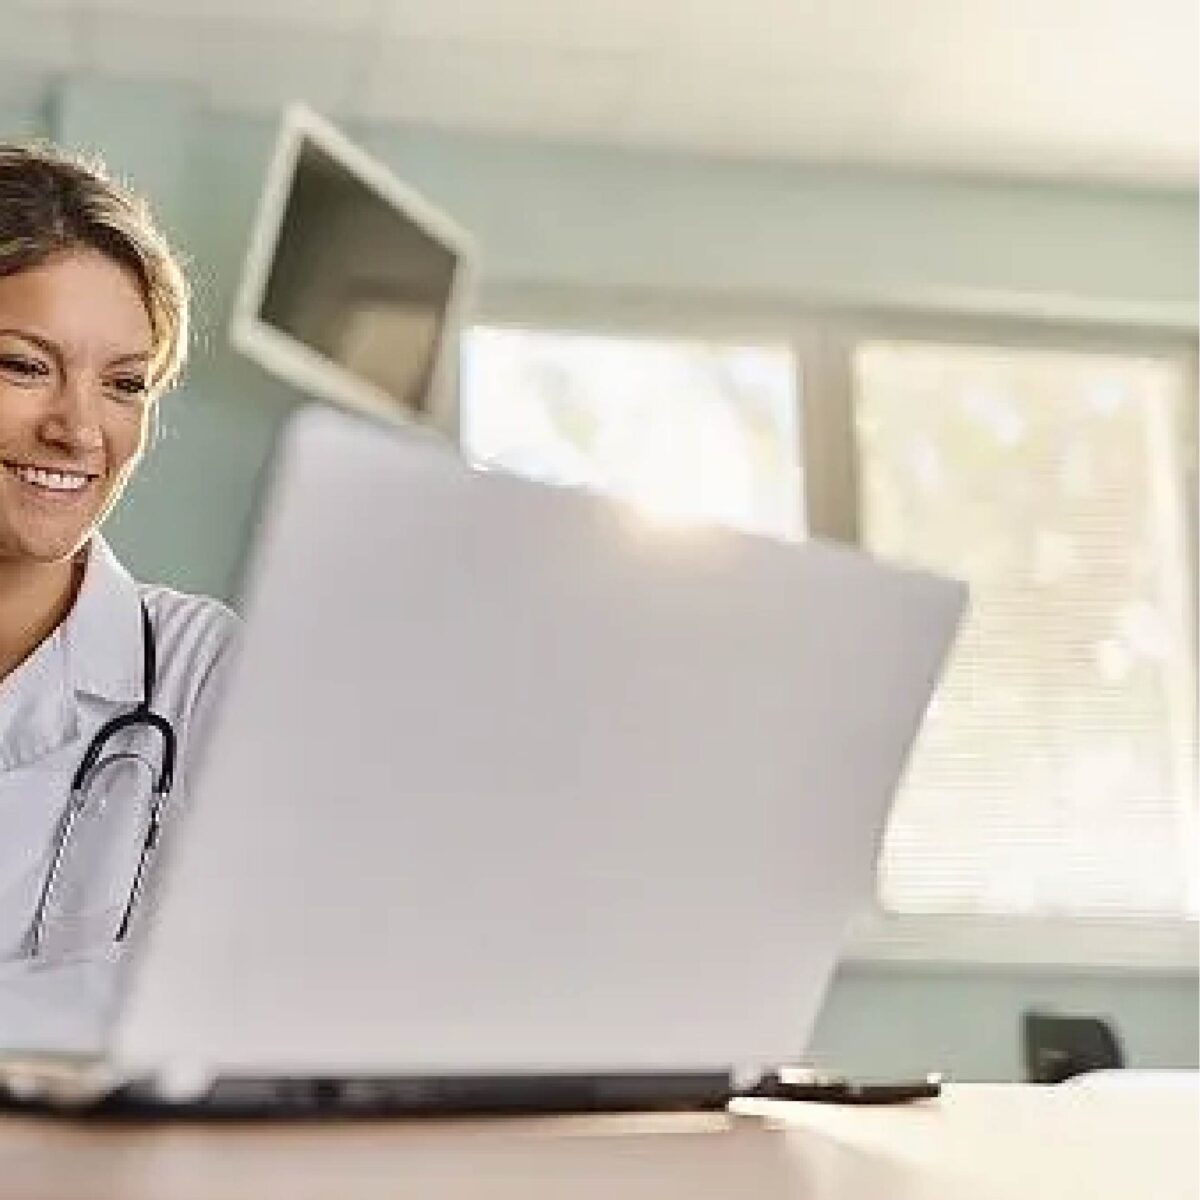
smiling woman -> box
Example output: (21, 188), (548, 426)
(0, 143), (237, 979)
(0, 254), (151, 575)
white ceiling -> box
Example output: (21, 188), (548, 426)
(2, 0), (1197, 186)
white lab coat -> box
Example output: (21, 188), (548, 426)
(0, 535), (238, 1051)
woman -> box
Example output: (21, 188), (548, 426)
(0, 141), (237, 971)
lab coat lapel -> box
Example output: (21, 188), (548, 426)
(61, 536), (143, 705)
(0, 535), (142, 771)
(0, 633), (77, 771)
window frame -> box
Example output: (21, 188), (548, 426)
(470, 283), (1199, 973)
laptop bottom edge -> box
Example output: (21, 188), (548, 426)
(3, 1071), (736, 1120)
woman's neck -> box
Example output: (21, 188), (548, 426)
(0, 554), (82, 683)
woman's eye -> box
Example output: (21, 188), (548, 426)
(107, 376), (149, 400)
(0, 354), (50, 379)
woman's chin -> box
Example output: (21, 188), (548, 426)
(0, 524), (95, 567)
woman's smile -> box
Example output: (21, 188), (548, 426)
(3, 461), (100, 495)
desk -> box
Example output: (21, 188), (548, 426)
(0, 1082), (1195, 1200)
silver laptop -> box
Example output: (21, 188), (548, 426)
(0, 405), (963, 1113)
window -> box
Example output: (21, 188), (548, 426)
(461, 312), (1199, 964)
(461, 326), (801, 539)
(855, 342), (1197, 924)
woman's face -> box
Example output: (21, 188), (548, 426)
(0, 249), (154, 567)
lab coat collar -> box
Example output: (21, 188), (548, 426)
(0, 632), (76, 771)
(61, 535), (144, 706)
(0, 536), (141, 771)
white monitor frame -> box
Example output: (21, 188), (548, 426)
(229, 104), (475, 441)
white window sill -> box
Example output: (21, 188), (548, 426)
(843, 910), (1200, 974)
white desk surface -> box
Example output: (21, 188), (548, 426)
(0, 1080), (1195, 1200)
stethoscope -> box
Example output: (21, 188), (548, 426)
(27, 601), (178, 955)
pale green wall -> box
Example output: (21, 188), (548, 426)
(358, 128), (1196, 328)
(4, 79), (1196, 1080)
(810, 963), (1198, 1080)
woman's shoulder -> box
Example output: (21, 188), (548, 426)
(137, 583), (241, 672)
(133, 586), (243, 771)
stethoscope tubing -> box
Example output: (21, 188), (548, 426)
(26, 601), (178, 956)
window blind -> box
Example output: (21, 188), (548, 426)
(855, 341), (1198, 919)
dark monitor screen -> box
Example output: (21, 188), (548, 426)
(233, 108), (472, 437)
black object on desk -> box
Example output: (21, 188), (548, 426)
(1023, 1009), (1124, 1084)
(742, 1067), (943, 1105)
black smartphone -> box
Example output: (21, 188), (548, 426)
(748, 1068), (943, 1105)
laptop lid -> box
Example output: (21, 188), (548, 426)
(113, 405), (965, 1082)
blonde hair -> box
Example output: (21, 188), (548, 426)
(0, 141), (189, 393)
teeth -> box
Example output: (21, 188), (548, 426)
(9, 465), (91, 492)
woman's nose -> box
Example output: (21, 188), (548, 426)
(37, 373), (104, 453)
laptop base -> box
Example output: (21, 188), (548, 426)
(2, 1072), (734, 1120)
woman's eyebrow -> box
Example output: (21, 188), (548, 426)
(0, 327), (59, 357)
(0, 329), (149, 366)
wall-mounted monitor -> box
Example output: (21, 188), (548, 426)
(230, 105), (474, 440)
